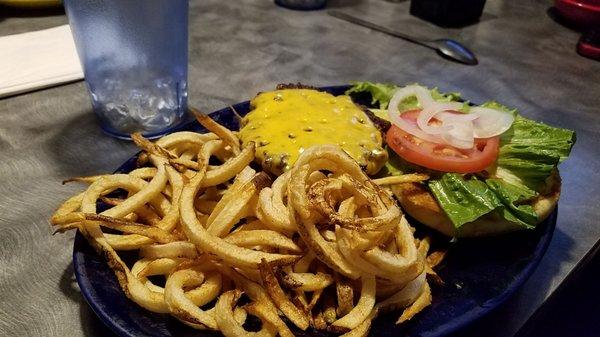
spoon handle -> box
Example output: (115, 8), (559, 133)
(328, 10), (434, 50)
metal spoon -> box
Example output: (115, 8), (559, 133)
(328, 10), (478, 65)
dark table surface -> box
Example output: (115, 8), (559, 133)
(0, 0), (599, 336)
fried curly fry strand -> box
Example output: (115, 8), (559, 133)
(185, 271), (223, 307)
(336, 275), (355, 317)
(139, 241), (198, 259)
(376, 272), (427, 311)
(396, 281), (432, 324)
(258, 259), (310, 330)
(257, 171), (296, 233)
(427, 250), (447, 268)
(280, 271), (334, 292)
(215, 290), (277, 337)
(131, 257), (186, 293)
(372, 173), (430, 186)
(293, 251), (315, 273)
(192, 108), (241, 155)
(331, 275), (376, 332)
(225, 230), (301, 253)
(339, 308), (378, 337)
(205, 169), (262, 237)
(164, 268), (218, 329)
(62, 175), (106, 185)
(245, 300), (295, 337)
(55, 213), (177, 243)
(310, 180), (399, 233)
(132, 132), (178, 160)
(182, 194), (299, 267)
(180, 143), (299, 268)
(201, 141), (255, 187)
(62, 172), (175, 311)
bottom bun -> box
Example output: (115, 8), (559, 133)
(391, 171), (561, 238)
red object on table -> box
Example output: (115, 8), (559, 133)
(577, 40), (600, 59)
(555, 0), (600, 27)
(577, 30), (600, 59)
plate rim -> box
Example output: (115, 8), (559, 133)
(72, 84), (558, 337)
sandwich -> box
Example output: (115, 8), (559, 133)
(347, 82), (576, 237)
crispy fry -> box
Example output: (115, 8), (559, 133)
(55, 213), (177, 244)
(336, 275), (355, 317)
(206, 172), (266, 237)
(225, 230), (301, 253)
(372, 173), (429, 186)
(339, 308), (377, 337)
(62, 175), (105, 185)
(133, 257), (186, 279)
(396, 282), (432, 324)
(331, 275), (376, 332)
(313, 311), (328, 330)
(139, 241), (198, 259)
(202, 141), (255, 187)
(257, 171), (296, 233)
(294, 252), (315, 273)
(307, 289), (323, 311)
(132, 132), (177, 160)
(427, 250), (447, 268)
(180, 171), (299, 268)
(258, 259), (310, 330)
(191, 108), (241, 155)
(281, 272), (334, 292)
(215, 290), (277, 337)
(425, 264), (445, 286)
(376, 273), (426, 311)
(245, 300), (295, 337)
(323, 293), (338, 324)
(164, 268), (218, 329)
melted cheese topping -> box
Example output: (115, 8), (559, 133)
(239, 89), (387, 175)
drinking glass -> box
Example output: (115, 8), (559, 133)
(64, 0), (189, 139)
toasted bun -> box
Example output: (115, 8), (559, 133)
(391, 171), (561, 237)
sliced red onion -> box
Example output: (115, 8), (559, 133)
(470, 107), (514, 138)
(387, 85), (435, 111)
(417, 101), (464, 135)
(387, 86), (442, 143)
(387, 85), (513, 150)
(435, 111), (479, 122)
(436, 110), (477, 149)
(441, 118), (475, 149)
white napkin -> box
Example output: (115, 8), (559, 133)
(0, 24), (84, 98)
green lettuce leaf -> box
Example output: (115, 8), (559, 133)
(369, 108), (389, 121)
(428, 173), (508, 228)
(346, 82), (396, 109)
(497, 115), (576, 188)
(480, 101), (518, 116)
(346, 81), (463, 110)
(486, 179), (538, 225)
(428, 174), (537, 229)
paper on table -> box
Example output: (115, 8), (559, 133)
(0, 24), (84, 98)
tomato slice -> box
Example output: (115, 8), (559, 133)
(386, 110), (499, 173)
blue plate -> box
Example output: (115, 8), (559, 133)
(73, 85), (557, 337)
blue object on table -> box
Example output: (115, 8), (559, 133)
(275, 0), (326, 11)
(64, 0), (189, 139)
(72, 85), (558, 337)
